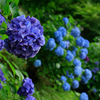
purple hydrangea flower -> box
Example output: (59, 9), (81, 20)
(0, 39), (4, 51)
(4, 15), (45, 59)
(55, 46), (64, 56)
(95, 61), (99, 65)
(72, 80), (79, 89)
(63, 17), (69, 25)
(25, 96), (36, 100)
(0, 83), (2, 89)
(17, 77), (34, 97)
(92, 89), (97, 93)
(58, 27), (67, 37)
(62, 82), (70, 91)
(0, 14), (6, 25)
(34, 59), (41, 67)
(0, 68), (6, 83)
(71, 27), (81, 38)
(76, 37), (85, 47)
(84, 56), (89, 62)
(46, 38), (56, 51)
(80, 92), (89, 100)
(92, 67), (99, 73)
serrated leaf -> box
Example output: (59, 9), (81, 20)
(9, 2), (19, 18)
(0, 0), (7, 8)
(15, 70), (24, 80)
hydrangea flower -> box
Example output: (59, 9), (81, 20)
(84, 69), (92, 80)
(81, 76), (88, 84)
(59, 41), (70, 49)
(0, 14), (6, 25)
(92, 67), (99, 73)
(71, 51), (76, 57)
(84, 56), (89, 62)
(72, 46), (77, 52)
(0, 83), (2, 89)
(66, 50), (74, 62)
(73, 59), (81, 66)
(66, 71), (74, 79)
(74, 66), (82, 77)
(17, 77), (34, 97)
(63, 17), (69, 25)
(58, 27), (67, 37)
(71, 27), (81, 38)
(34, 59), (41, 67)
(4, 15), (45, 59)
(62, 82), (70, 91)
(80, 52), (87, 60)
(72, 80), (79, 89)
(83, 39), (89, 48)
(80, 48), (88, 55)
(92, 89), (97, 93)
(0, 68), (6, 83)
(55, 46), (64, 56)
(46, 38), (56, 51)
(80, 92), (89, 100)
(54, 31), (62, 38)
(95, 61), (99, 65)
(60, 76), (67, 83)
(25, 96), (36, 100)
(0, 39), (4, 51)
(76, 37), (85, 47)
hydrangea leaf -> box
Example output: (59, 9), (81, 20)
(0, 0), (7, 8)
(15, 70), (24, 80)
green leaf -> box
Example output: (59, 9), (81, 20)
(9, 2), (19, 18)
(0, 0), (7, 8)
(12, 0), (19, 5)
(22, 71), (29, 77)
(15, 70), (24, 80)
(1, 21), (7, 28)
(12, 62), (19, 69)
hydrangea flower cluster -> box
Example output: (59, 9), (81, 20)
(4, 15), (45, 59)
(0, 68), (6, 89)
(0, 39), (4, 51)
(34, 59), (41, 67)
(25, 96), (36, 100)
(55, 46), (64, 56)
(0, 14), (6, 25)
(92, 67), (99, 73)
(72, 80), (79, 89)
(63, 17), (69, 25)
(17, 77), (35, 99)
(80, 92), (89, 100)
(60, 76), (67, 83)
(62, 82), (70, 91)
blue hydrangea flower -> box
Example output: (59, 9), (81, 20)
(66, 41), (70, 49)
(0, 14), (6, 25)
(0, 83), (2, 89)
(66, 50), (74, 62)
(71, 27), (81, 38)
(73, 59), (81, 66)
(92, 89), (97, 93)
(59, 41), (70, 49)
(84, 69), (92, 80)
(80, 52), (86, 59)
(73, 46), (77, 52)
(54, 31), (62, 38)
(76, 37), (85, 47)
(92, 67), (99, 73)
(80, 48), (88, 55)
(74, 66), (82, 77)
(63, 17), (69, 25)
(0, 39), (4, 51)
(46, 38), (56, 51)
(72, 80), (79, 89)
(58, 27), (67, 37)
(80, 92), (89, 100)
(56, 36), (63, 43)
(71, 51), (76, 57)
(60, 76), (67, 83)
(34, 59), (41, 67)
(95, 61), (99, 65)
(81, 76), (88, 84)
(83, 39), (89, 48)
(55, 46), (64, 56)
(62, 82), (70, 91)
(17, 77), (34, 97)
(0, 68), (6, 83)
(66, 71), (74, 79)
(25, 96), (36, 100)
(4, 15), (45, 59)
